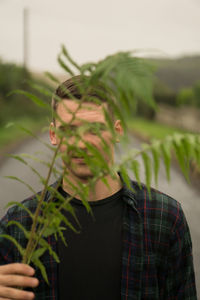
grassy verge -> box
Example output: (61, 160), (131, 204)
(0, 117), (48, 151)
(127, 117), (200, 188)
(127, 117), (189, 140)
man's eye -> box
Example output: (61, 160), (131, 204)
(89, 124), (107, 134)
(59, 125), (76, 132)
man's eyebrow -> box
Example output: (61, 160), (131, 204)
(58, 124), (76, 129)
(58, 121), (106, 128)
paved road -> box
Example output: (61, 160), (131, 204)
(0, 133), (199, 296)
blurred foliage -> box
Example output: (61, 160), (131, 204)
(176, 81), (200, 107)
(0, 59), (52, 126)
(152, 55), (200, 91)
(142, 56), (200, 112)
(153, 79), (176, 106)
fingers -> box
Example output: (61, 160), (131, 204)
(0, 264), (35, 276)
(0, 286), (35, 299)
(0, 274), (39, 288)
(0, 263), (39, 300)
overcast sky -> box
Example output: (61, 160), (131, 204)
(0, 0), (200, 72)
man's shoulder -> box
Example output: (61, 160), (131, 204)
(129, 180), (184, 227)
(130, 179), (179, 206)
(2, 180), (59, 223)
(127, 180), (190, 248)
(1, 192), (41, 225)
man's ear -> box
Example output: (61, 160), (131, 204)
(49, 122), (58, 145)
(114, 119), (123, 142)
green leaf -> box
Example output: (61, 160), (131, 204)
(7, 154), (27, 165)
(38, 237), (60, 263)
(193, 135), (200, 166)
(130, 160), (141, 188)
(100, 176), (110, 189)
(46, 186), (79, 225)
(17, 126), (37, 138)
(9, 90), (48, 108)
(4, 176), (37, 195)
(160, 138), (172, 181)
(7, 221), (30, 239)
(5, 202), (34, 219)
(57, 228), (68, 247)
(61, 45), (81, 72)
(75, 183), (92, 214)
(44, 71), (60, 84)
(31, 247), (46, 260)
(172, 133), (189, 181)
(5, 122), (14, 128)
(57, 54), (74, 76)
(151, 140), (161, 186)
(31, 257), (49, 284)
(0, 234), (24, 257)
(27, 81), (53, 98)
(120, 166), (131, 189)
(182, 134), (195, 159)
(141, 151), (151, 194)
(42, 226), (58, 238)
(102, 106), (115, 137)
(85, 142), (109, 169)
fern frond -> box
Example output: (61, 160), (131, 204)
(31, 256), (49, 284)
(61, 45), (81, 72)
(6, 221), (30, 240)
(130, 160), (141, 188)
(5, 202), (34, 219)
(141, 151), (152, 194)
(4, 176), (37, 195)
(38, 237), (60, 263)
(151, 140), (161, 186)
(120, 166), (131, 189)
(8, 90), (49, 108)
(58, 54), (75, 76)
(44, 71), (60, 84)
(0, 234), (25, 257)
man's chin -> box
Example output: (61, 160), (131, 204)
(71, 170), (94, 181)
(64, 163), (94, 180)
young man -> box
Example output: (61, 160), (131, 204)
(0, 76), (197, 299)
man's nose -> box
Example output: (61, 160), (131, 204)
(77, 137), (86, 149)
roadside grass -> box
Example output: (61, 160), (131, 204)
(127, 117), (200, 186)
(127, 117), (189, 140)
(0, 117), (48, 151)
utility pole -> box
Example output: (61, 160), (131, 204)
(23, 7), (29, 69)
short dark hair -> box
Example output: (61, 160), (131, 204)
(51, 75), (114, 123)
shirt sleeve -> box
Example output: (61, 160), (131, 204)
(0, 212), (16, 265)
(165, 204), (197, 299)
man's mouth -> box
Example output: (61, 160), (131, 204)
(71, 157), (86, 164)
(71, 155), (93, 162)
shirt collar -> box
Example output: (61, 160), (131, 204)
(117, 171), (138, 208)
(48, 172), (138, 208)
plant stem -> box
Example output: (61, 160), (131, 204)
(21, 139), (62, 264)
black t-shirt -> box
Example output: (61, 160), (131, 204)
(57, 186), (125, 300)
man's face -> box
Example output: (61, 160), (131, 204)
(50, 99), (123, 180)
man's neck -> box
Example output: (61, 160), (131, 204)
(62, 172), (123, 201)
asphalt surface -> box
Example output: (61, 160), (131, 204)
(0, 133), (199, 296)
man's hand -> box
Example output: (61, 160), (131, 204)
(0, 263), (39, 299)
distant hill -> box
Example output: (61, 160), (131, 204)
(149, 55), (200, 91)
(32, 55), (200, 93)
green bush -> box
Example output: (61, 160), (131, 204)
(176, 81), (200, 107)
(0, 59), (51, 126)
(153, 79), (177, 107)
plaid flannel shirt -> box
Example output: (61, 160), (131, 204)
(0, 175), (197, 299)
